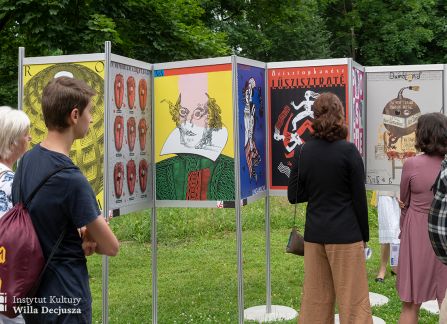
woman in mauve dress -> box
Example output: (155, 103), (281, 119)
(398, 112), (447, 324)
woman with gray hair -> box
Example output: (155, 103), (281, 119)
(0, 105), (30, 324)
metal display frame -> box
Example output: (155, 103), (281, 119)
(18, 42), (155, 324)
(150, 62), (158, 324)
(152, 55), (247, 323)
(364, 64), (445, 191)
(21, 48), (443, 324)
(104, 43), (155, 324)
(152, 55), (275, 323)
(231, 55), (245, 324)
(103, 41), (111, 324)
(236, 56), (297, 322)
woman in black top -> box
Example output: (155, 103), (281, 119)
(288, 92), (372, 324)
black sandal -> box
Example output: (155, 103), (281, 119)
(391, 270), (397, 276)
(375, 277), (385, 283)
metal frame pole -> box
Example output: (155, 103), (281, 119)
(232, 55), (245, 324)
(102, 40), (112, 324)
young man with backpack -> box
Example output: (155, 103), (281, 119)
(11, 76), (119, 323)
(429, 159), (447, 323)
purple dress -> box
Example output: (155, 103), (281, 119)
(397, 154), (447, 303)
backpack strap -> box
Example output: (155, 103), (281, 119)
(28, 223), (67, 298)
(23, 165), (76, 208)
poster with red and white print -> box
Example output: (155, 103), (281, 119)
(268, 64), (349, 192)
(108, 58), (151, 214)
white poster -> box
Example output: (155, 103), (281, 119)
(366, 68), (443, 189)
(107, 59), (151, 214)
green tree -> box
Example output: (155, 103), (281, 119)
(424, 0), (447, 63)
(112, 0), (230, 63)
(318, 0), (439, 65)
(0, 0), (230, 106)
(202, 0), (332, 62)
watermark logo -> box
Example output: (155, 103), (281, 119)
(0, 292), (7, 312)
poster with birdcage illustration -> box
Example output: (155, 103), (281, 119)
(365, 65), (444, 190)
(21, 54), (106, 209)
(267, 59), (349, 194)
(107, 54), (152, 215)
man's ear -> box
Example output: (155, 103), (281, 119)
(68, 107), (79, 125)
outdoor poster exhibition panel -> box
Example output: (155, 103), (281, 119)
(153, 57), (236, 208)
(20, 48), (155, 324)
(365, 65), (444, 190)
(22, 52), (447, 324)
(351, 63), (366, 160)
(21, 54), (106, 209)
(236, 60), (267, 202)
(107, 54), (152, 216)
(267, 59), (352, 194)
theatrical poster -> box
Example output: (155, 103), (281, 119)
(237, 64), (266, 200)
(108, 60), (151, 212)
(22, 60), (105, 208)
(268, 64), (348, 191)
(154, 64), (235, 203)
(352, 66), (365, 158)
(366, 68), (443, 187)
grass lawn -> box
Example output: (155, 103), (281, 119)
(87, 196), (439, 323)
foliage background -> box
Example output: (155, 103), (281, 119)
(2, 0), (447, 106)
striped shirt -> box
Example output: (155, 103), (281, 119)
(429, 158), (447, 265)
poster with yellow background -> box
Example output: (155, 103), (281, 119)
(154, 64), (235, 202)
(22, 60), (105, 208)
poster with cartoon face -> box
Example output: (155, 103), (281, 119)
(237, 64), (266, 200)
(154, 62), (235, 205)
(352, 66), (365, 158)
(366, 68), (443, 188)
(268, 64), (348, 192)
(22, 58), (105, 209)
(107, 57), (151, 213)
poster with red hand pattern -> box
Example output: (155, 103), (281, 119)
(107, 55), (152, 215)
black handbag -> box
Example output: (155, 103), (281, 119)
(286, 144), (305, 256)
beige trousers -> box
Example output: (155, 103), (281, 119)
(298, 241), (373, 324)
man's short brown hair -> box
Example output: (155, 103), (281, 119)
(42, 77), (96, 130)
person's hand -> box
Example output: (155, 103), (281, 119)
(397, 198), (405, 209)
(79, 227), (97, 256)
(82, 239), (97, 256)
(107, 211), (114, 224)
